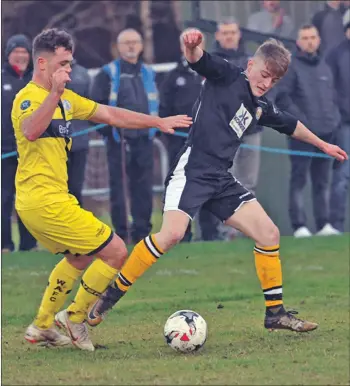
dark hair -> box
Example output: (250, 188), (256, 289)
(254, 38), (291, 78)
(32, 28), (74, 58)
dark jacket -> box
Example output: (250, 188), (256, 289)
(90, 59), (150, 140)
(2, 35), (32, 153)
(312, 4), (345, 55)
(273, 48), (341, 135)
(159, 57), (203, 132)
(65, 60), (91, 151)
(211, 42), (262, 135)
(326, 39), (350, 124)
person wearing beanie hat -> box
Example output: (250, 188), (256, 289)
(1, 34), (37, 253)
(326, 21), (350, 233)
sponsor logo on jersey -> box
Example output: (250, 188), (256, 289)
(229, 103), (253, 138)
(20, 100), (31, 110)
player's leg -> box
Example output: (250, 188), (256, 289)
(87, 210), (190, 326)
(24, 253), (93, 347)
(55, 234), (128, 351)
(224, 200), (318, 332)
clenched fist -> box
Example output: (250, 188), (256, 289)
(182, 29), (203, 50)
(51, 67), (71, 96)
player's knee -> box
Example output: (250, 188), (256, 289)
(163, 228), (186, 249)
(259, 224), (280, 246)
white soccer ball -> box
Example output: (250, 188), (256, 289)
(164, 310), (208, 353)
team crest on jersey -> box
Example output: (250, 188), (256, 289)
(62, 99), (71, 111)
(20, 100), (31, 110)
(255, 107), (262, 120)
(229, 103), (253, 138)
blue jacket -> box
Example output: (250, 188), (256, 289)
(103, 59), (159, 141)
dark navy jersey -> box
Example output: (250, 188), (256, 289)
(184, 50), (297, 170)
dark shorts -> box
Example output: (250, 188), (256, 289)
(163, 147), (256, 221)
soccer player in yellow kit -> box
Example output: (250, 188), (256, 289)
(11, 28), (192, 351)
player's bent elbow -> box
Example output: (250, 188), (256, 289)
(23, 130), (37, 142)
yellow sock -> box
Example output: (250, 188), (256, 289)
(34, 258), (83, 329)
(253, 244), (283, 309)
(67, 259), (118, 323)
(116, 235), (163, 292)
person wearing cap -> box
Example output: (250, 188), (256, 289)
(1, 34), (37, 253)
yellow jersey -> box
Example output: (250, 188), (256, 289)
(11, 81), (97, 210)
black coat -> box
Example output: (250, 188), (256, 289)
(326, 39), (350, 124)
(1, 62), (32, 153)
(66, 61), (92, 151)
(273, 48), (341, 135)
(159, 58), (203, 132)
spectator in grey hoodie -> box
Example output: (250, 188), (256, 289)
(247, 0), (295, 38)
(273, 24), (341, 237)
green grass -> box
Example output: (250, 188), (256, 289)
(2, 236), (349, 385)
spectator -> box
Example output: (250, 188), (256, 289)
(247, 0), (294, 38)
(312, 1), (345, 54)
(273, 24), (341, 237)
(65, 59), (91, 206)
(341, 1), (350, 26)
(91, 28), (157, 244)
(1, 34), (37, 253)
(326, 22), (350, 233)
(159, 29), (219, 242)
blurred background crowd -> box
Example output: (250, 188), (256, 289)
(1, 0), (349, 252)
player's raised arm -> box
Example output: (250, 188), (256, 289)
(21, 68), (70, 141)
(89, 104), (192, 135)
(183, 29), (240, 83)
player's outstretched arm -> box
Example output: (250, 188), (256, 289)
(90, 104), (192, 135)
(292, 120), (348, 162)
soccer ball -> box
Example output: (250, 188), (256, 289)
(164, 310), (208, 353)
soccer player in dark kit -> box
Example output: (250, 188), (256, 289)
(88, 29), (347, 334)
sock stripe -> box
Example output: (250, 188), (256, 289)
(80, 279), (103, 297)
(118, 272), (132, 287)
(144, 236), (161, 259)
(264, 293), (283, 301)
(254, 246), (280, 255)
(149, 235), (163, 256)
(263, 285), (283, 294)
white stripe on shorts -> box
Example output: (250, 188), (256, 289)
(164, 147), (191, 213)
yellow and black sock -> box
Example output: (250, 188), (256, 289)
(34, 258), (83, 329)
(67, 258), (118, 323)
(116, 235), (163, 292)
(253, 244), (284, 314)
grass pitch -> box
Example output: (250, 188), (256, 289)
(2, 235), (349, 385)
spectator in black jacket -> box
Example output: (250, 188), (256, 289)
(273, 24), (341, 237)
(326, 22), (350, 233)
(312, 1), (345, 54)
(65, 59), (91, 206)
(159, 29), (219, 241)
(1, 34), (37, 253)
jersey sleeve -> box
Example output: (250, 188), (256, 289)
(72, 91), (98, 120)
(188, 50), (241, 84)
(258, 98), (298, 136)
(12, 89), (43, 126)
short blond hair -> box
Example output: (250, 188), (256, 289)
(254, 38), (291, 78)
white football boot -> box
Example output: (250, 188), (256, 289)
(24, 323), (71, 347)
(55, 310), (95, 351)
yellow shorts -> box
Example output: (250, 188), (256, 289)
(17, 196), (113, 256)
